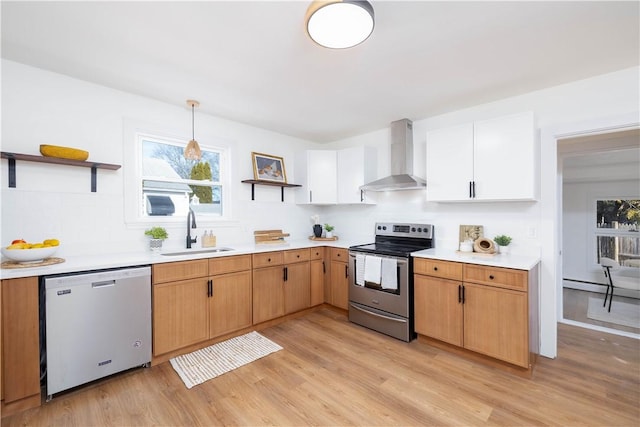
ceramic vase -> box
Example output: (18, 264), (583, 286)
(150, 238), (164, 253)
(499, 245), (509, 254)
(313, 224), (322, 238)
(326, 231), (333, 239)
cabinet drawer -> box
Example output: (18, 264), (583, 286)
(252, 251), (283, 268)
(284, 248), (310, 264)
(463, 264), (527, 291)
(152, 259), (209, 284)
(414, 258), (463, 281)
(209, 254), (252, 275)
(331, 248), (348, 262)
(310, 247), (325, 260)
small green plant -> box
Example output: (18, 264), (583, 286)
(324, 224), (335, 232)
(494, 235), (512, 246)
(145, 227), (168, 240)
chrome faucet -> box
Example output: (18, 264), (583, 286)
(186, 208), (197, 249)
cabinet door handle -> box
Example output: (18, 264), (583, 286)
(472, 181), (476, 198)
(469, 181), (473, 198)
(345, 265), (349, 278)
(322, 261), (326, 273)
(458, 284), (461, 303)
(360, 189), (364, 202)
(284, 267), (288, 282)
(310, 190), (313, 203)
(208, 279), (213, 298)
(461, 285), (465, 304)
(489, 275), (494, 280)
(433, 266), (438, 271)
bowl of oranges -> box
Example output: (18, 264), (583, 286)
(2, 238), (60, 263)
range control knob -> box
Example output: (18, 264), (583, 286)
(417, 227), (422, 232)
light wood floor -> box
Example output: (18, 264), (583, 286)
(3, 308), (639, 426)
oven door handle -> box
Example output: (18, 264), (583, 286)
(349, 303), (407, 323)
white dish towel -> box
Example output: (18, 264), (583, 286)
(364, 255), (382, 285)
(355, 254), (366, 286)
(381, 258), (398, 290)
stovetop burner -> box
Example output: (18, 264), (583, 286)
(349, 222), (434, 257)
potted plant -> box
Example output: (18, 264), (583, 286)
(145, 227), (168, 252)
(324, 223), (335, 239)
(494, 235), (512, 254)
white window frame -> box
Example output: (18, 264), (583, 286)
(592, 196), (640, 270)
(123, 119), (232, 227)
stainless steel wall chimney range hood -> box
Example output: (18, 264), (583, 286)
(360, 119), (426, 192)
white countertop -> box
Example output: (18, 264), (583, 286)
(2, 239), (540, 279)
(0, 238), (357, 280)
(411, 248), (540, 270)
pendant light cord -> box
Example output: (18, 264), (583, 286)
(191, 103), (195, 141)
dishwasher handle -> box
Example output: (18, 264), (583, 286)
(92, 280), (116, 288)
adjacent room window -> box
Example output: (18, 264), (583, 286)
(596, 199), (640, 268)
(138, 132), (226, 220)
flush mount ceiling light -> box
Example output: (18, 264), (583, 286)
(184, 100), (202, 161)
(306, 0), (375, 49)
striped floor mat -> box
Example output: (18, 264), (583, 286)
(170, 331), (283, 389)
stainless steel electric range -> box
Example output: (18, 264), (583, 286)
(348, 222), (434, 342)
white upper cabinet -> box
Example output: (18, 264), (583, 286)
(425, 123), (474, 201)
(337, 146), (377, 204)
(296, 146), (377, 205)
(426, 112), (538, 202)
(295, 150), (338, 204)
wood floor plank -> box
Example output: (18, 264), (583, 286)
(2, 308), (639, 426)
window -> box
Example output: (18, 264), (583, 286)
(596, 199), (640, 268)
(131, 131), (228, 222)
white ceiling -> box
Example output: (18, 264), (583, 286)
(2, 1), (639, 142)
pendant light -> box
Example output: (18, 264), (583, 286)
(305, 0), (375, 49)
(184, 100), (202, 160)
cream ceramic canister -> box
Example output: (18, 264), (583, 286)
(459, 240), (473, 252)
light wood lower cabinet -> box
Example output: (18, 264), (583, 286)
(152, 255), (252, 356)
(414, 275), (463, 346)
(252, 255), (285, 324)
(208, 267), (252, 338)
(153, 277), (210, 356)
(1, 277), (41, 407)
(329, 248), (349, 310)
(414, 258), (538, 369)
(253, 249), (311, 324)
(309, 247), (325, 306)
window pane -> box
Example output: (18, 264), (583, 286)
(596, 199), (640, 230)
(141, 136), (222, 218)
(597, 235), (640, 268)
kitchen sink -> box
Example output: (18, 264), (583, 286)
(161, 247), (235, 256)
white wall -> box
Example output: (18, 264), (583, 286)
(0, 60), (325, 255)
(2, 59), (639, 358)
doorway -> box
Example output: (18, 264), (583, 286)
(558, 129), (640, 337)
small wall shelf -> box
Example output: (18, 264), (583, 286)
(241, 179), (301, 202)
(1, 152), (121, 192)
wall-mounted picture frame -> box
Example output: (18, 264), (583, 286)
(252, 152), (287, 183)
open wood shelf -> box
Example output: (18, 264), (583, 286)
(1, 151), (121, 192)
(241, 179), (301, 202)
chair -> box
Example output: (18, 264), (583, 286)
(600, 257), (640, 312)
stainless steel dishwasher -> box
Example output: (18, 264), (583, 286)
(44, 266), (151, 398)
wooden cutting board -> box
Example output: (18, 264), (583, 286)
(254, 229), (290, 244)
